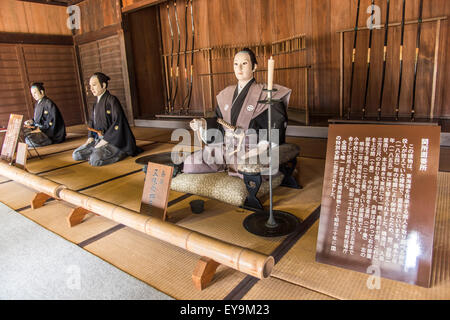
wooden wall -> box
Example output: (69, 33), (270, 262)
(78, 35), (131, 121)
(330, 0), (449, 119)
(0, 43), (84, 128)
(2, 0), (448, 124)
(75, 0), (122, 35)
(0, 44), (29, 127)
(125, 0), (449, 119)
(0, 0), (71, 35)
(72, 0), (135, 124)
(155, 0), (310, 115)
(0, 0), (84, 129)
(126, 5), (165, 118)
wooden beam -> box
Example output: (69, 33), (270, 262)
(430, 20), (441, 120)
(121, 0), (165, 14)
(0, 32), (73, 45)
(73, 23), (122, 45)
(17, 0), (69, 7)
(16, 45), (34, 119)
(68, 0), (85, 5)
(337, 16), (447, 34)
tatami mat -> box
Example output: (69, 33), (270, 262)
(0, 182), (39, 210)
(19, 201), (119, 244)
(242, 277), (334, 300)
(37, 142), (170, 191)
(27, 136), (87, 158)
(83, 227), (247, 300)
(1, 126), (449, 300)
(270, 172), (450, 300)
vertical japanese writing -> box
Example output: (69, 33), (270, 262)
(329, 136), (416, 268)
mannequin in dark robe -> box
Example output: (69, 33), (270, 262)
(183, 48), (291, 178)
(72, 72), (142, 166)
(24, 82), (66, 148)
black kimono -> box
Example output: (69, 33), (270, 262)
(32, 96), (66, 144)
(88, 90), (140, 156)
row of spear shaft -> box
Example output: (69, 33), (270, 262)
(347, 0), (424, 121)
(165, 0), (195, 115)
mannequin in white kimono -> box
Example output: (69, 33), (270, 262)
(183, 48), (291, 178)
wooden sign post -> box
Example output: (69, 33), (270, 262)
(1, 114), (23, 163)
(15, 142), (28, 170)
(140, 162), (174, 221)
(316, 124), (440, 287)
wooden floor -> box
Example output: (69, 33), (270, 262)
(0, 124), (449, 300)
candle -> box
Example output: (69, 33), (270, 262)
(267, 56), (274, 90)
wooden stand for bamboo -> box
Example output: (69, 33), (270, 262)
(67, 207), (91, 227)
(192, 257), (220, 290)
(0, 160), (274, 290)
(31, 192), (52, 209)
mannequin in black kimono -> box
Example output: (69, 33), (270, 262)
(183, 48), (291, 178)
(24, 82), (66, 148)
(72, 72), (141, 166)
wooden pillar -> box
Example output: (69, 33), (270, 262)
(305, 67), (309, 126)
(430, 20), (441, 120)
(339, 32), (344, 119)
(16, 45), (34, 119)
(207, 49), (214, 111)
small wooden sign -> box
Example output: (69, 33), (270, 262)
(15, 142), (28, 169)
(316, 124), (440, 287)
(140, 162), (173, 221)
(1, 114), (23, 163)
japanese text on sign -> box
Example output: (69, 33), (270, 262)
(329, 136), (415, 267)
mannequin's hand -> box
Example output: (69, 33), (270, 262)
(95, 139), (108, 149)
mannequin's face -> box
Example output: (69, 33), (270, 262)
(89, 76), (106, 97)
(234, 52), (256, 82)
(30, 87), (45, 101)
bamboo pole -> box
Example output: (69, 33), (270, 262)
(0, 160), (274, 280)
(0, 161), (65, 198)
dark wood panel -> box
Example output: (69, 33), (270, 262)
(75, 0), (121, 36)
(0, 43), (26, 127)
(149, 0), (449, 118)
(20, 44), (84, 126)
(78, 33), (132, 123)
(0, 89), (25, 99)
(126, 4), (165, 117)
(0, 1), (71, 36)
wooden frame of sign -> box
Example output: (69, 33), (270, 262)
(316, 124), (440, 287)
(15, 142), (28, 170)
(140, 162), (173, 221)
(1, 114), (23, 163)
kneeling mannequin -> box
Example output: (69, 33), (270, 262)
(24, 82), (66, 148)
(73, 72), (141, 166)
